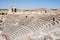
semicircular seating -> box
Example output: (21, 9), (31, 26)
(0, 14), (60, 40)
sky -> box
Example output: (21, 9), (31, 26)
(0, 0), (60, 9)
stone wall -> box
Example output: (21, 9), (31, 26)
(0, 9), (8, 15)
(0, 8), (60, 15)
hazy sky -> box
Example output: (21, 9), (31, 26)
(0, 0), (60, 9)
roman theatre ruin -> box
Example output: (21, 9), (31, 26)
(0, 8), (60, 40)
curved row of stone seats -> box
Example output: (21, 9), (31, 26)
(25, 18), (60, 40)
(2, 14), (37, 40)
(26, 18), (54, 32)
(0, 15), (45, 40)
(26, 17), (60, 31)
(11, 25), (33, 40)
(55, 17), (60, 24)
(38, 14), (58, 20)
(2, 24), (33, 40)
(4, 14), (59, 39)
(38, 14), (60, 26)
(1, 14), (60, 40)
(2, 25), (22, 40)
(5, 14), (60, 26)
(49, 17), (60, 26)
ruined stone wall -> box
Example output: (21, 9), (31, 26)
(0, 8), (60, 15)
(0, 9), (8, 15)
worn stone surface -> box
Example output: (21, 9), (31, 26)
(0, 8), (60, 40)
